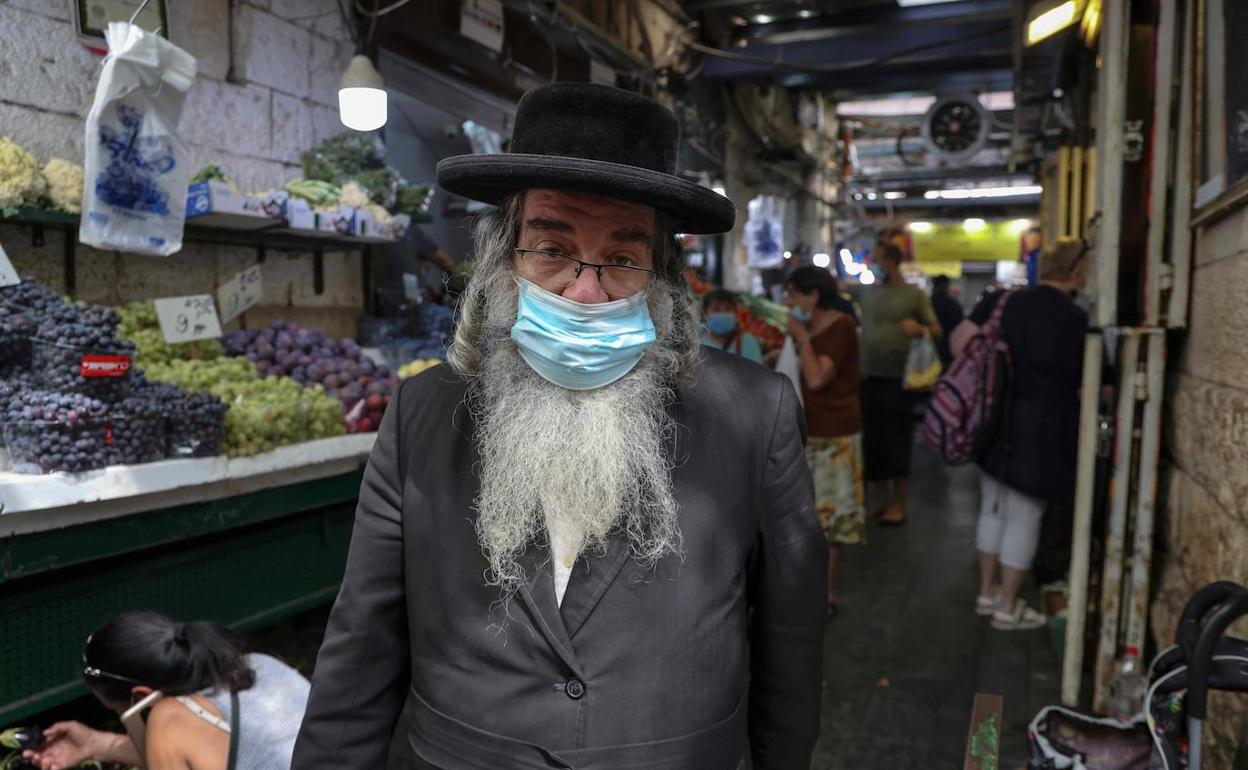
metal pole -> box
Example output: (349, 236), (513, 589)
(1063, 332), (1105, 707)
(1093, 329), (1140, 714)
(1144, 0), (1179, 326)
(1167, 0), (1195, 328)
(1124, 331), (1165, 655)
(1093, 0), (1130, 328)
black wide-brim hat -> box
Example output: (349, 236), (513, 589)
(437, 83), (735, 234)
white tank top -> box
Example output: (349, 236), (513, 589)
(178, 653), (311, 770)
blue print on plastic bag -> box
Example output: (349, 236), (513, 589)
(95, 105), (176, 216)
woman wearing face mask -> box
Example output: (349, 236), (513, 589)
(785, 266), (864, 619)
(953, 239), (1090, 631)
(700, 289), (764, 364)
(23, 612), (310, 770)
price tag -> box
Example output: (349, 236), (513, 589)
(155, 295), (224, 344)
(216, 265), (264, 323)
(0, 242), (18, 288)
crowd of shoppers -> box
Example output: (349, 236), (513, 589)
(701, 235), (1086, 636)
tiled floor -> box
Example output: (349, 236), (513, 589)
(812, 442), (1062, 769)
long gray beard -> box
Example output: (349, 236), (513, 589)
(470, 278), (684, 597)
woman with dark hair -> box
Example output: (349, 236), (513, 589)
(785, 266), (864, 619)
(22, 612), (310, 770)
(700, 288), (764, 363)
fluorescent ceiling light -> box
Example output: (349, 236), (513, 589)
(909, 221), (934, 233)
(812, 253), (831, 268)
(752, 14), (774, 23)
(924, 185), (1043, 200)
(839, 249), (854, 265)
(783, 250), (793, 259)
(845, 262), (864, 276)
(1009, 218), (1034, 234)
(837, 91), (1014, 117)
(860, 270), (876, 285)
(798, 10), (817, 18)
(897, 0), (963, 6)
(884, 191), (907, 200)
(963, 218), (988, 232)
(1027, 1), (1079, 46)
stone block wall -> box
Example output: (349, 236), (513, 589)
(0, 0), (362, 338)
(1155, 207), (1248, 768)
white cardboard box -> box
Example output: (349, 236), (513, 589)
(186, 180), (279, 229)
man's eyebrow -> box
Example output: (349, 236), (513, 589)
(608, 226), (653, 245)
(523, 218), (574, 233)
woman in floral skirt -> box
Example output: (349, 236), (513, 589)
(785, 266), (865, 620)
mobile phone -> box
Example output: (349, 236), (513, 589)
(120, 690), (164, 762)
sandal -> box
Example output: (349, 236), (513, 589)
(975, 595), (997, 616)
(991, 599), (1046, 631)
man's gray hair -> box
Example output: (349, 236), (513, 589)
(447, 192), (702, 378)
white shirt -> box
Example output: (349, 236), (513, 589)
(547, 519), (582, 607)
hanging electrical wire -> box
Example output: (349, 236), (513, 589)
(353, 0), (415, 17)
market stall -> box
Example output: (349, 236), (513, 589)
(0, 132), (445, 725)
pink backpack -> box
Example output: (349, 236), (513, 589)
(923, 290), (1015, 465)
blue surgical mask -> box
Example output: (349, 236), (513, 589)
(706, 312), (737, 337)
(791, 306), (812, 324)
(511, 278), (657, 391)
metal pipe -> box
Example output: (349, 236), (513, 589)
(1093, 329), (1139, 714)
(1167, 0), (1195, 328)
(1093, 0), (1130, 327)
(1063, 331), (1105, 706)
(1144, 0), (1179, 326)
(1124, 332), (1165, 655)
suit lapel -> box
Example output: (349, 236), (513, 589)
(559, 531), (633, 639)
(515, 544), (583, 676)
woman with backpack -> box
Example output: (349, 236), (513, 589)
(953, 239), (1090, 631)
(785, 266), (864, 619)
(23, 612), (310, 770)
(701, 288), (765, 364)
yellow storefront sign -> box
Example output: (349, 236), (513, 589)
(910, 221), (1024, 262)
(910, 260), (963, 278)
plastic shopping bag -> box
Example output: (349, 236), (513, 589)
(80, 23), (197, 256)
(776, 335), (804, 406)
(904, 331), (942, 391)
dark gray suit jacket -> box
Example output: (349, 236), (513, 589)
(291, 349), (826, 769)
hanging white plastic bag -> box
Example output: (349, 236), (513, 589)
(776, 335), (805, 407)
(80, 23), (197, 256)
(904, 331), (942, 391)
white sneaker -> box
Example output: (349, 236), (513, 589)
(991, 599), (1046, 631)
(975, 595), (997, 616)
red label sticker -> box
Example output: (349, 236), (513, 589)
(104, 423), (114, 446)
(81, 355), (131, 378)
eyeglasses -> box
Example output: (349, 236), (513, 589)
(82, 638), (142, 685)
(514, 248), (658, 296)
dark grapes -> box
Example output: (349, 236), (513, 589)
(2, 389), (113, 473)
(0, 278), (62, 311)
(130, 374), (228, 458)
(0, 303), (34, 369)
(224, 320), (397, 433)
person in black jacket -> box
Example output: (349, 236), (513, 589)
(929, 275), (964, 367)
(956, 239), (1089, 631)
(292, 83), (825, 770)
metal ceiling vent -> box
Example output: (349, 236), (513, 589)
(921, 94), (990, 163)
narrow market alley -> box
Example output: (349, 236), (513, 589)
(815, 441), (1061, 769)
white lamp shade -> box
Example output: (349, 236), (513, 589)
(339, 55), (387, 131)
(339, 87), (387, 131)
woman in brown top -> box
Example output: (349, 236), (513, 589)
(785, 266), (864, 619)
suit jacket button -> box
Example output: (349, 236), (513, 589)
(565, 678), (585, 700)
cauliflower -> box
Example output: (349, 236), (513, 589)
(338, 181), (370, 209)
(365, 203), (393, 225)
(0, 136), (47, 210)
(43, 158), (84, 214)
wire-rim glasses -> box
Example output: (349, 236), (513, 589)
(82, 637), (143, 685)
(513, 248), (658, 295)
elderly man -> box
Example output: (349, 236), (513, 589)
(292, 83), (825, 770)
